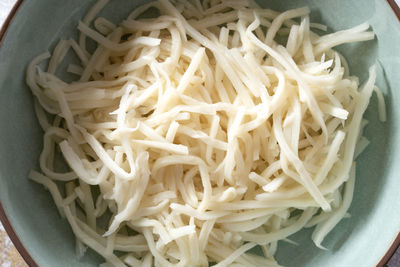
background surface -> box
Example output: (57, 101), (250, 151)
(0, 0), (399, 266)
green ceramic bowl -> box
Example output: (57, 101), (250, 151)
(1, 0), (399, 266)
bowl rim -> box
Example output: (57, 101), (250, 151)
(0, 0), (399, 266)
(0, 3), (38, 266)
(388, 0), (400, 22)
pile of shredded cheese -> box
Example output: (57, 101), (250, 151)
(26, 0), (386, 266)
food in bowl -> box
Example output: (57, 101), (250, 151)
(26, 0), (385, 266)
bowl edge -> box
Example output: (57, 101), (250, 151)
(377, 4), (400, 266)
(387, 0), (400, 21)
(0, 1), (38, 266)
(376, 231), (400, 266)
(0, 0), (24, 45)
(0, 202), (38, 267)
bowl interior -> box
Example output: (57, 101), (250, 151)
(0, 0), (399, 266)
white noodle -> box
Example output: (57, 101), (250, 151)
(27, 0), (384, 266)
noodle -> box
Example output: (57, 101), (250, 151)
(26, 0), (383, 266)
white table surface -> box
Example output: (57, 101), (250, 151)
(0, 0), (399, 266)
(0, 0), (17, 26)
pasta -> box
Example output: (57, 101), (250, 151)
(26, 0), (385, 266)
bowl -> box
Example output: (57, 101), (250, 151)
(0, 0), (399, 266)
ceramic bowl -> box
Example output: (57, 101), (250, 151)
(0, 0), (399, 266)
